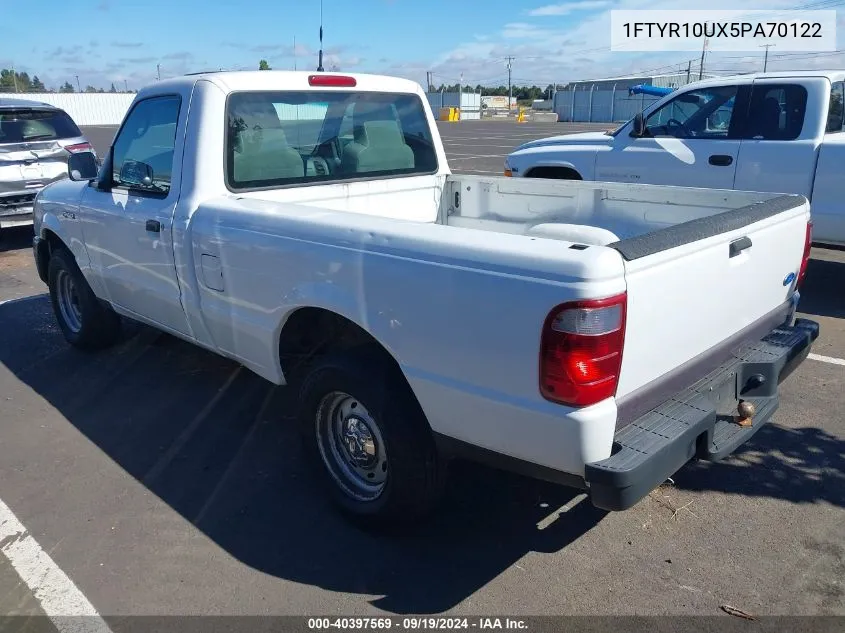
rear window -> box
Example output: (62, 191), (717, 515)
(225, 91), (438, 190)
(0, 108), (82, 143)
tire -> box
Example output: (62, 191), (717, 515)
(298, 349), (446, 528)
(47, 247), (122, 350)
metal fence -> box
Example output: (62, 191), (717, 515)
(0, 93), (136, 126)
(553, 86), (663, 123)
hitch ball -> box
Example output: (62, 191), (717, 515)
(737, 400), (755, 427)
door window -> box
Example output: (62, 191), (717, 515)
(742, 84), (808, 140)
(643, 86), (739, 139)
(111, 95), (181, 194)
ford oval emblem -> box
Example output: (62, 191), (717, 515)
(783, 272), (796, 286)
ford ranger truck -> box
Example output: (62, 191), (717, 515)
(31, 71), (818, 527)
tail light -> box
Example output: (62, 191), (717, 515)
(796, 220), (813, 290)
(64, 142), (94, 154)
(540, 293), (627, 407)
(308, 74), (357, 87)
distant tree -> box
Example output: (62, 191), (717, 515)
(109, 82), (117, 93)
(59, 81), (75, 93)
(84, 85), (98, 93)
(31, 75), (46, 92)
(259, 59), (271, 70)
(0, 68), (34, 92)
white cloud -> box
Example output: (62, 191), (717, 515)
(528, 1), (612, 17)
(412, 0), (844, 87)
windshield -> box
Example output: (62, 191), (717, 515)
(226, 90), (438, 190)
(0, 108), (82, 144)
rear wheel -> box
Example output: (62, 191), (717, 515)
(48, 247), (121, 350)
(298, 350), (446, 527)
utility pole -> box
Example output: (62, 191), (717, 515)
(686, 59), (692, 83)
(11, 64), (18, 93)
(698, 38), (708, 80)
(294, 36), (297, 70)
(316, 0), (324, 71)
(124, 79), (128, 92)
(761, 43), (775, 71)
(156, 64), (161, 81)
(75, 75), (81, 91)
(505, 56), (515, 111)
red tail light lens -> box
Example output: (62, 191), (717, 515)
(797, 220), (813, 290)
(540, 293), (627, 407)
(64, 142), (94, 154)
(308, 74), (357, 87)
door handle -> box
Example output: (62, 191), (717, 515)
(145, 219), (161, 233)
(729, 236), (752, 258)
(709, 154), (733, 166)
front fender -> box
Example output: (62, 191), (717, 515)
(508, 148), (599, 180)
(34, 180), (92, 281)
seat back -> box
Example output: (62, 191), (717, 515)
(230, 101), (304, 183)
(341, 119), (415, 174)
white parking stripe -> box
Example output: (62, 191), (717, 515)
(0, 498), (113, 632)
(809, 353), (845, 366)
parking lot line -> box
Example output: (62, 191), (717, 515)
(449, 154), (507, 161)
(0, 497), (113, 632)
(809, 353), (845, 366)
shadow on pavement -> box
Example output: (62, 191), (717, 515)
(0, 225), (34, 253)
(674, 423), (845, 508)
(799, 256), (845, 320)
(0, 294), (606, 614)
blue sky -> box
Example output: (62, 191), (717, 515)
(3, 0), (844, 91)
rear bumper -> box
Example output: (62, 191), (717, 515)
(585, 317), (819, 511)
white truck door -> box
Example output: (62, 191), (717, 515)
(79, 94), (190, 336)
(596, 84), (742, 189)
(733, 78), (826, 204)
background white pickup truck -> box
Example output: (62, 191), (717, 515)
(505, 71), (845, 247)
(31, 70), (818, 527)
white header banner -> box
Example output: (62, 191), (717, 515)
(610, 10), (837, 52)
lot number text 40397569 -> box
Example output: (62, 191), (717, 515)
(307, 618), (529, 630)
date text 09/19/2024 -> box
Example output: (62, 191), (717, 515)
(307, 618), (529, 630)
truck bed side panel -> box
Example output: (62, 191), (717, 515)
(188, 197), (627, 473)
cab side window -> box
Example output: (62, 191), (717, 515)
(742, 84), (808, 141)
(643, 86), (739, 139)
(111, 96), (181, 194)
(826, 81), (844, 133)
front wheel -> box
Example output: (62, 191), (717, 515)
(48, 247), (122, 350)
(298, 350), (446, 527)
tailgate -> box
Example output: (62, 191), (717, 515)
(612, 194), (811, 425)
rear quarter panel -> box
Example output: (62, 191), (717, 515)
(187, 197), (628, 474)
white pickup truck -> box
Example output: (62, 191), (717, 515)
(506, 71), (845, 246)
(31, 70), (818, 527)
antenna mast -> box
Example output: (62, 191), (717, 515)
(316, 0), (324, 71)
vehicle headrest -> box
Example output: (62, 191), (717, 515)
(353, 120), (404, 146)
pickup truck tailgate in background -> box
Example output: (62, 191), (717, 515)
(611, 194), (810, 421)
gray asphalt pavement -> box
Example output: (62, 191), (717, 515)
(0, 121), (843, 619)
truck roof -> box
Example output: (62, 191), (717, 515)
(683, 69), (845, 91)
(139, 70), (425, 98)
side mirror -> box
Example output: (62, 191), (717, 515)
(119, 159), (154, 188)
(68, 151), (99, 181)
(630, 112), (645, 137)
